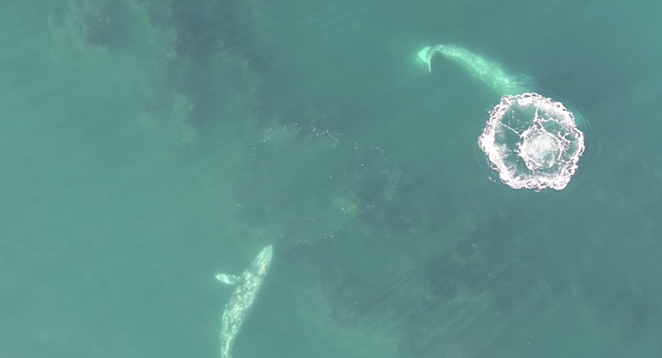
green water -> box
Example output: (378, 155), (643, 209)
(1, 0), (661, 357)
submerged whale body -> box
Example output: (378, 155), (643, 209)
(417, 44), (527, 95)
(216, 245), (273, 358)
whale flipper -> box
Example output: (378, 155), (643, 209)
(215, 273), (240, 285)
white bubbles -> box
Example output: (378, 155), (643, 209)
(418, 44), (587, 191)
(478, 93), (585, 191)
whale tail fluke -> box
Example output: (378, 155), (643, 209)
(417, 46), (433, 72)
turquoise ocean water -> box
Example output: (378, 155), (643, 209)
(1, 1), (661, 357)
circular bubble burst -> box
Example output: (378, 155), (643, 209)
(478, 93), (585, 191)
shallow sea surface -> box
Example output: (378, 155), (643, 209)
(1, 1), (661, 357)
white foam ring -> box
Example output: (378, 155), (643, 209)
(478, 93), (585, 191)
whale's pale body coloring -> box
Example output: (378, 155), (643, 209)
(216, 245), (273, 358)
